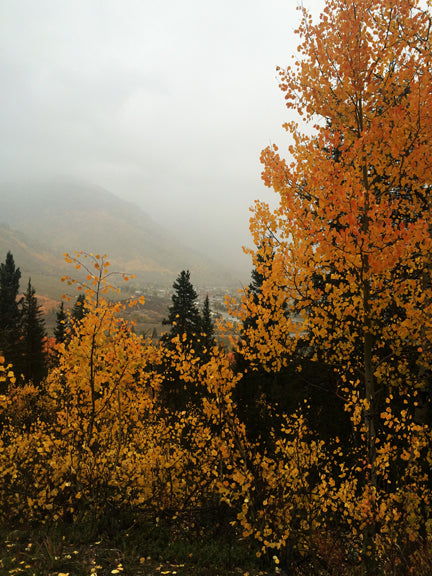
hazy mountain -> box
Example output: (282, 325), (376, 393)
(0, 179), (244, 297)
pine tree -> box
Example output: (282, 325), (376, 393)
(54, 301), (68, 344)
(200, 295), (215, 356)
(71, 294), (86, 323)
(0, 251), (21, 369)
(20, 279), (47, 385)
(240, 236), (284, 348)
(162, 270), (201, 346)
(161, 270), (202, 410)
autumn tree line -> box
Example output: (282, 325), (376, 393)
(2, 1), (432, 573)
(0, 254), (217, 402)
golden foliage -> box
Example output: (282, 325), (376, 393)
(2, 2), (432, 571)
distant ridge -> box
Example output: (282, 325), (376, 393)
(0, 179), (238, 297)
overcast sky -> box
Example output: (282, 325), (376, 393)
(1, 0), (325, 274)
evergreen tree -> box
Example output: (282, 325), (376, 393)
(161, 270), (202, 410)
(242, 237), (275, 334)
(71, 294), (86, 323)
(0, 251), (21, 369)
(162, 270), (201, 345)
(235, 239), (344, 443)
(200, 294), (215, 356)
(54, 301), (68, 344)
(20, 279), (47, 385)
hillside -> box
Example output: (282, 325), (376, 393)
(0, 179), (241, 297)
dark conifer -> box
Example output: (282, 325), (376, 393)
(71, 294), (86, 323)
(0, 251), (22, 369)
(162, 270), (201, 345)
(161, 270), (202, 410)
(200, 294), (215, 356)
(54, 301), (68, 344)
(20, 279), (47, 385)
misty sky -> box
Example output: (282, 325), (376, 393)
(1, 0), (325, 273)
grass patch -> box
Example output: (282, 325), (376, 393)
(0, 517), (269, 576)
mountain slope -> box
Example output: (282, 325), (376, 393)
(0, 224), (68, 297)
(0, 179), (238, 296)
